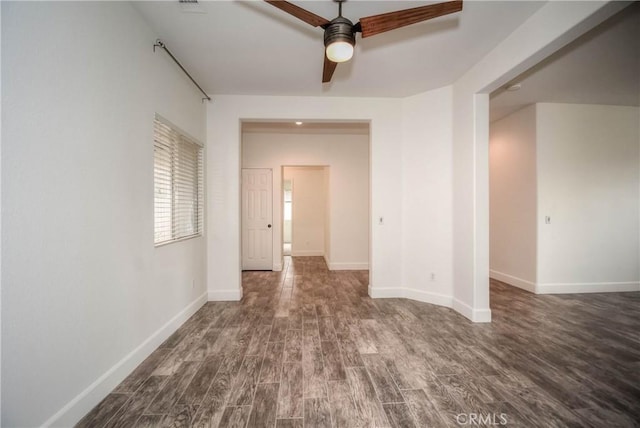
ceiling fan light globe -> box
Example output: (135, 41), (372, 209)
(326, 41), (353, 63)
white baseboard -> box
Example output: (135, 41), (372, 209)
(328, 262), (369, 271)
(403, 288), (453, 307)
(536, 281), (640, 294)
(472, 308), (492, 323)
(368, 286), (404, 299)
(490, 270), (640, 295)
(43, 292), (208, 427)
(368, 287), (452, 309)
(273, 262), (283, 272)
(323, 254), (330, 269)
(208, 288), (242, 301)
(291, 250), (324, 257)
(369, 286), (490, 323)
(453, 298), (492, 323)
(452, 298), (472, 320)
(490, 270), (536, 293)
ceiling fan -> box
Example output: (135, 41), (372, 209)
(264, 0), (463, 83)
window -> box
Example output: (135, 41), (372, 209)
(154, 115), (203, 246)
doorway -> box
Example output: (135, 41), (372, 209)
(488, 4), (640, 295)
(240, 121), (370, 273)
(282, 179), (292, 256)
(282, 166), (329, 259)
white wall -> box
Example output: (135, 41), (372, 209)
(451, 0), (626, 322)
(242, 132), (368, 269)
(324, 166), (331, 267)
(489, 105), (538, 291)
(489, 103), (639, 294)
(208, 96), (402, 301)
(536, 103), (639, 292)
(400, 86), (454, 306)
(1, 2), (206, 426)
(284, 166), (327, 257)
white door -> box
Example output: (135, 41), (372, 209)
(242, 168), (273, 270)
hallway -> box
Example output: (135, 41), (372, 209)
(78, 257), (640, 427)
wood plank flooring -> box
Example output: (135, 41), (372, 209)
(78, 257), (640, 427)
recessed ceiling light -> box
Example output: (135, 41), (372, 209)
(506, 83), (522, 92)
(295, 121), (303, 125)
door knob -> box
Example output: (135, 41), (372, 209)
(267, 224), (272, 228)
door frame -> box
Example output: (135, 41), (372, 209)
(237, 120), (372, 282)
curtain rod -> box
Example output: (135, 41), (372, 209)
(154, 39), (211, 102)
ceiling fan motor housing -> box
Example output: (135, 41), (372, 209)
(324, 16), (356, 48)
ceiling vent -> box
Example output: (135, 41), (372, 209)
(179, 0), (206, 14)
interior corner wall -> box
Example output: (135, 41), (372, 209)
(208, 95), (403, 301)
(536, 103), (640, 292)
(451, 1), (626, 322)
(489, 105), (538, 292)
(283, 166), (327, 258)
(400, 86), (454, 306)
(2, 2), (207, 426)
(242, 132), (369, 270)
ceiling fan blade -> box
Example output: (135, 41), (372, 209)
(323, 54), (337, 83)
(264, 0), (330, 28)
(358, 0), (462, 38)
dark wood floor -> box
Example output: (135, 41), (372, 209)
(78, 256), (640, 427)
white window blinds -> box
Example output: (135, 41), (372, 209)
(154, 115), (204, 246)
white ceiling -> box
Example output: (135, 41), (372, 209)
(490, 2), (640, 122)
(133, 0), (546, 97)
